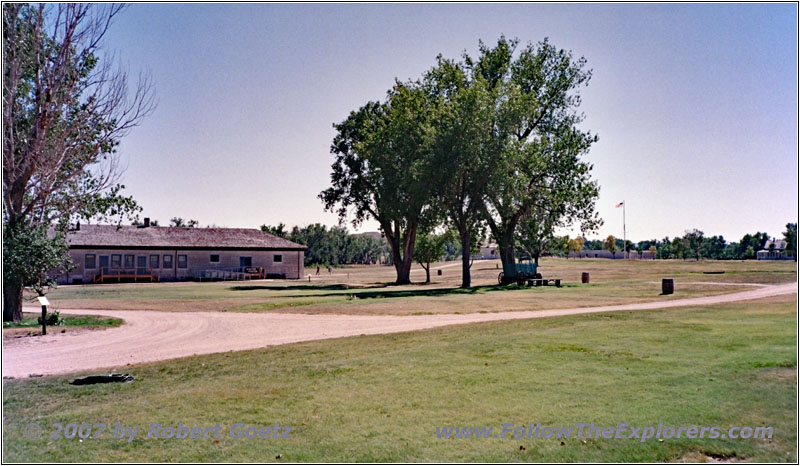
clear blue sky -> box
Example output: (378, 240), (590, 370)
(102, 3), (797, 243)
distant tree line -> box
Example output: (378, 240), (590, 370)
(260, 223), (390, 267)
(131, 217), (200, 227)
(561, 223), (797, 260)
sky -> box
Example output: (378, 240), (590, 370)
(99, 3), (798, 243)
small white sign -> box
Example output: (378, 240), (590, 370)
(37, 297), (50, 306)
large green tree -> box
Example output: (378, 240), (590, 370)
(466, 37), (600, 280)
(319, 83), (438, 284)
(3, 4), (153, 321)
(424, 57), (496, 288)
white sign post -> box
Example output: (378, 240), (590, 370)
(37, 296), (50, 335)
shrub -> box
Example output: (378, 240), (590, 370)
(38, 311), (64, 326)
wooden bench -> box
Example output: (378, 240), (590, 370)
(527, 278), (561, 287)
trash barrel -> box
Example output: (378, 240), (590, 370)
(581, 272), (590, 284)
(662, 278), (674, 295)
(437, 269), (442, 276)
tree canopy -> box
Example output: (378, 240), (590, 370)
(319, 83), (439, 284)
(321, 36), (601, 286)
(473, 37), (600, 280)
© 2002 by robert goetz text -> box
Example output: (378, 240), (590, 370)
(23, 421), (293, 442)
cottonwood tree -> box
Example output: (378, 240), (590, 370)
(320, 83), (438, 284)
(3, 4), (154, 321)
(465, 37), (600, 281)
(425, 57), (496, 288)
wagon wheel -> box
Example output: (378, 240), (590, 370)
(498, 272), (504, 285)
(534, 272), (542, 279)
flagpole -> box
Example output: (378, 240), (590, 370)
(623, 200), (626, 259)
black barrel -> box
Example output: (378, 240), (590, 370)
(662, 278), (674, 295)
(581, 272), (590, 284)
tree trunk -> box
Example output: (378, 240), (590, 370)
(394, 256), (413, 285)
(424, 261), (430, 284)
(3, 281), (24, 322)
(496, 227), (517, 280)
(460, 233), (471, 288)
(384, 222), (418, 285)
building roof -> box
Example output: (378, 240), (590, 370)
(65, 224), (307, 250)
(761, 239), (787, 251)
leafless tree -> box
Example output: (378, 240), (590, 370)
(3, 3), (155, 227)
(3, 3), (155, 320)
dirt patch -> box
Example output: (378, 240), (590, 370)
(678, 451), (746, 463)
(758, 367), (797, 382)
(3, 325), (105, 341)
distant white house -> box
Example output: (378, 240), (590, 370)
(757, 238), (794, 260)
(478, 243), (500, 260)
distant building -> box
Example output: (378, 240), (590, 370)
(757, 238), (794, 260)
(478, 243), (500, 260)
(58, 220), (306, 284)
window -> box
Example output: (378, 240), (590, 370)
(273, 254), (282, 263)
(85, 254), (96, 269)
(150, 255), (160, 268)
(210, 254), (220, 263)
(239, 257), (252, 267)
(111, 254), (121, 268)
(163, 254), (173, 269)
(124, 254), (134, 268)
(177, 254), (188, 269)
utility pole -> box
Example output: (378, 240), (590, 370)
(616, 201), (627, 259)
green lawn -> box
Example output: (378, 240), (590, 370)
(3, 294), (796, 462)
(37, 258), (796, 315)
(3, 312), (122, 329)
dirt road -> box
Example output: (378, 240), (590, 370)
(3, 282), (795, 378)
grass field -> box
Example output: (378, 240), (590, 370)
(37, 258), (796, 315)
(2, 312), (123, 339)
(2, 293), (795, 462)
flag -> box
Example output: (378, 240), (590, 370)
(616, 202), (624, 208)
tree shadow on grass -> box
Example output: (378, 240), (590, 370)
(350, 284), (511, 299)
(230, 283), (520, 299)
(229, 283), (386, 292)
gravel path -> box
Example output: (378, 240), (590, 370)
(3, 282), (795, 378)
